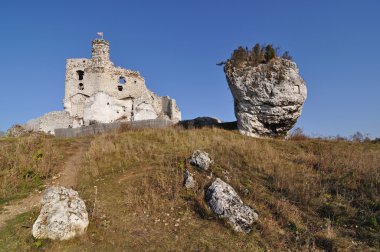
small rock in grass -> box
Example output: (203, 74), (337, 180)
(190, 150), (213, 171)
(184, 169), (196, 189)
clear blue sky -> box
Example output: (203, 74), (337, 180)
(0, 0), (379, 138)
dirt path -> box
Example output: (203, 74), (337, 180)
(0, 139), (90, 229)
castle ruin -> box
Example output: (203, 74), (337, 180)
(26, 37), (181, 134)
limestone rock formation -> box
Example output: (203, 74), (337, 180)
(224, 58), (307, 137)
(190, 150), (213, 171)
(184, 169), (196, 189)
(32, 186), (89, 240)
(205, 178), (258, 233)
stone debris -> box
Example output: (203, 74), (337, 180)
(205, 178), (258, 233)
(32, 186), (89, 240)
(6, 124), (30, 137)
(224, 58), (307, 137)
(189, 150), (213, 171)
(184, 169), (196, 189)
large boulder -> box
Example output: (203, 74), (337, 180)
(205, 178), (258, 233)
(190, 150), (213, 171)
(224, 58), (307, 137)
(32, 186), (89, 240)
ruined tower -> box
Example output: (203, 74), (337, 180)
(91, 39), (111, 67)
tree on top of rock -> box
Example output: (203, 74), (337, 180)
(222, 43), (293, 70)
(264, 44), (277, 62)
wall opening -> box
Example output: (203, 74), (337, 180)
(118, 85), (123, 91)
(119, 77), (126, 85)
(78, 83), (84, 90)
(77, 70), (84, 80)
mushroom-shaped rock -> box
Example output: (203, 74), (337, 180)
(224, 58), (307, 137)
(189, 150), (213, 171)
(184, 169), (196, 189)
(205, 178), (258, 233)
(32, 186), (89, 240)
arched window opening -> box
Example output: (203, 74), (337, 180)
(77, 70), (84, 80)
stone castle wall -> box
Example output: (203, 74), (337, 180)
(63, 39), (181, 126)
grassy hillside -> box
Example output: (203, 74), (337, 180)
(0, 128), (379, 251)
(0, 135), (76, 206)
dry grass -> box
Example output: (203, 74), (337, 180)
(0, 128), (379, 251)
(0, 135), (75, 205)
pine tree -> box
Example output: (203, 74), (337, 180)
(264, 44), (276, 62)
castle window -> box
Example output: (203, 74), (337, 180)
(118, 85), (123, 91)
(78, 83), (84, 90)
(77, 70), (84, 80)
(119, 77), (126, 85)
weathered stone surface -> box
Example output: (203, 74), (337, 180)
(184, 169), (196, 189)
(205, 178), (258, 233)
(32, 186), (89, 240)
(224, 58), (307, 137)
(190, 150), (213, 171)
(83, 92), (134, 125)
(25, 111), (73, 135)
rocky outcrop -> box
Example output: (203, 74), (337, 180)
(224, 58), (307, 137)
(32, 186), (89, 240)
(205, 178), (258, 233)
(190, 150), (213, 171)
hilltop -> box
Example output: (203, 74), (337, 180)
(0, 128), (379, 251)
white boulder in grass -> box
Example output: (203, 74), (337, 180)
(189, 150), (213, 171)
(32, 186), (89, 240)
(205, 178), (258, 233)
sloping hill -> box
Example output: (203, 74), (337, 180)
(0, 128), (379, 251)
